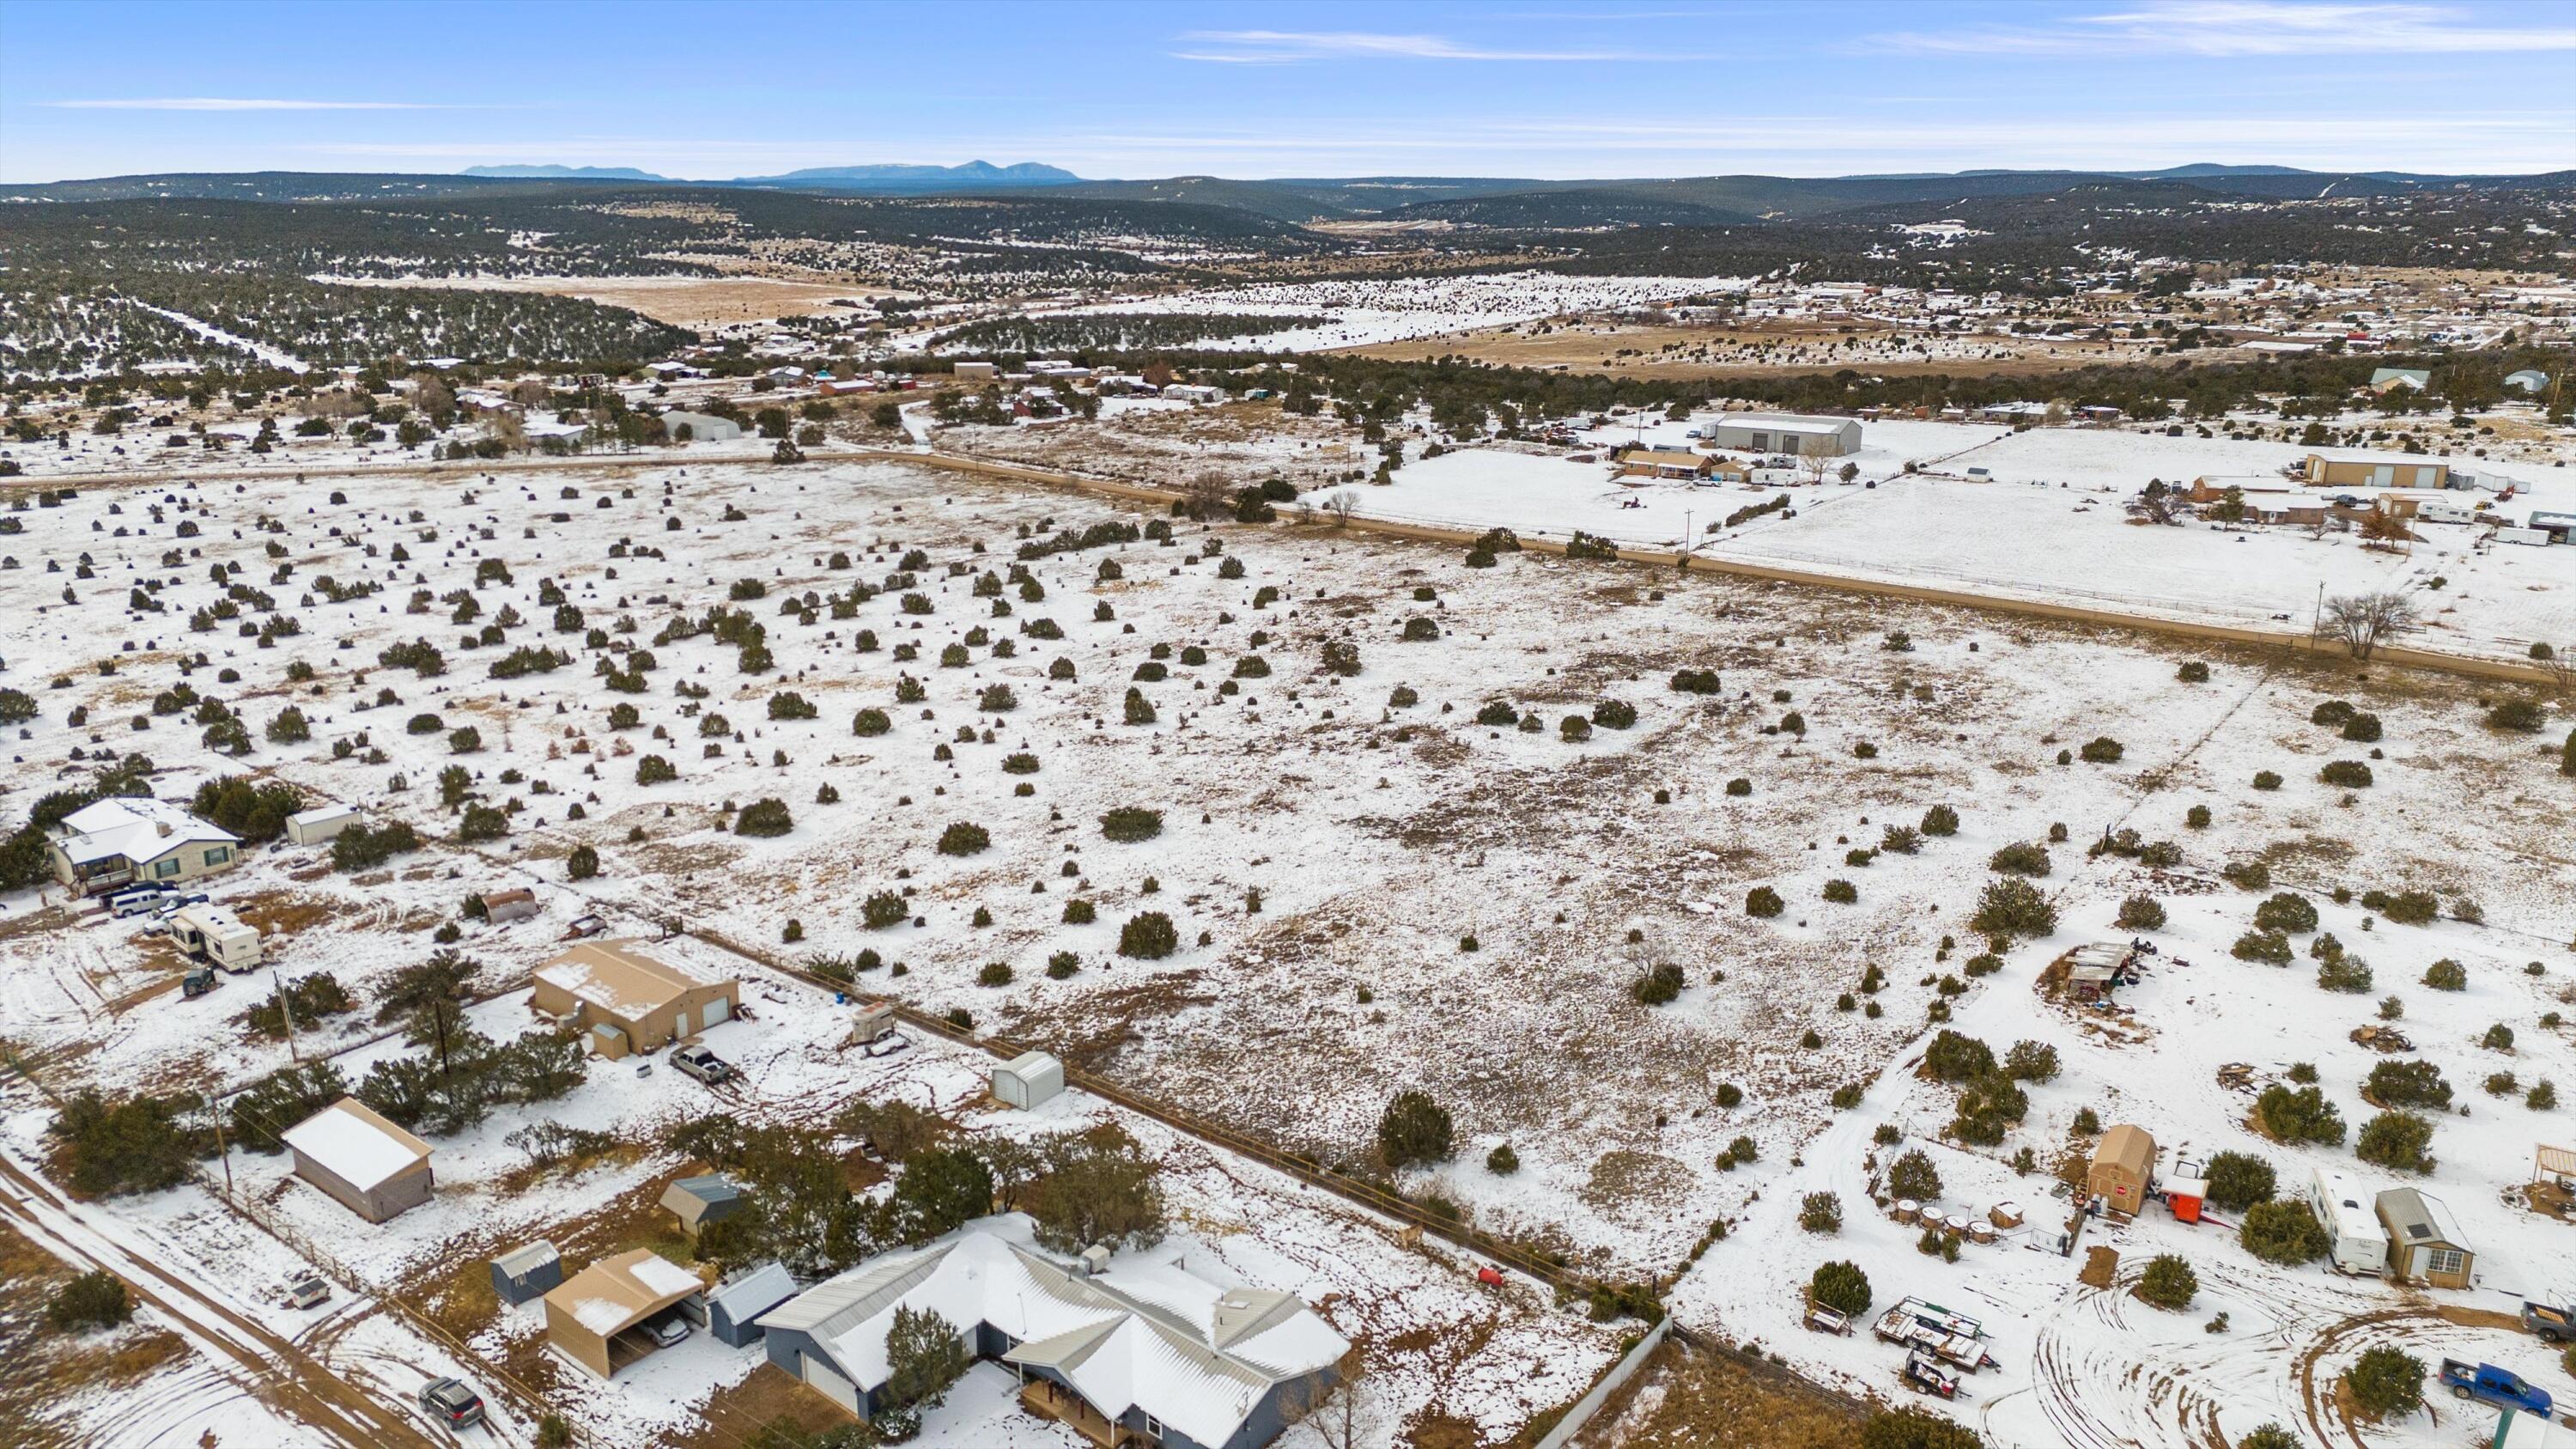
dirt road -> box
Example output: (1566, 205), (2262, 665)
(0, 1148), (436, 1448)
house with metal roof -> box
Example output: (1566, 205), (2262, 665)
(755, 1214), (1347, 1449)
(2368, 366), (2431, 393)
(2376, 1187), (2474, 1288)
(46, 797), (241, 895)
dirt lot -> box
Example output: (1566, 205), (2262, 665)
(1572, 1336), (1868, 1448)
(324, 273), (878, 327)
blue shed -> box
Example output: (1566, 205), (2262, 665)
(488, 1240), (562, 1307)
(708, 1262), (798, 1348)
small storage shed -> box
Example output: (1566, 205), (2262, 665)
(992, 1050), (1065, 1110)
(282, 1098), (435, 1223)
(662, 1174), (746, 1240)
(2310, 1167), (2389, 1275)
(2087, 1125), (2155, 1215)
(707, 1262), (798, 1348)
(543, 1249), (709, 1379)
(490, 1240), (563, 1306)
(482, 888), (541, 923)
(284, 805), (361, 847)
(2377, 1187), (2474, 1288)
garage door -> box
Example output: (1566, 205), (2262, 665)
(803, 1351), (859, 1412)
(702, 996), (731, 1027)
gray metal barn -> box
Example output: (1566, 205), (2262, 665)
(1695, 414), (1862, 457)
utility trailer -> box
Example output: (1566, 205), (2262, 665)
(1874, 1298), (1999, 1372)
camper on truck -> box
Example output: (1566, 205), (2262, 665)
(169, 906), (264, 973)
(2310, 1167), (2388, 1276)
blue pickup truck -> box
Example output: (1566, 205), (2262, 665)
(2440, 1359), (2553, 1416)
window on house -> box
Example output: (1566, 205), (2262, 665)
(155, 859), (181, 878)
(2427, 1247), (2465, 1276)
(204, 846), (231, 867)
(1145, 1416), (1163, 1440)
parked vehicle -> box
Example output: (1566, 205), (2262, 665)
(150, 892), (212, 917)
(670, 1044), (735, 1085)
(647, 1314), (691, 1348)
(1901, 1349), (1962, 1399)
(106, 886), (175, 917)
(2439, 1359), (2552, 1416)
(1803, 1303), (1852, 1335)
(416, 1378), (485, 1429)
(2523, 1302), (2574, 1342)
(281, 1273), (331, 1310)
(180, 965), (219, 1000)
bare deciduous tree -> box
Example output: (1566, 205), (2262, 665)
(1279, 1349), (1370, 1449)
(1327, 489), (1358, 527)
(1798, 453), (1831, 486)
(2321, 590), (2421, 661)
(2357, 508), (2412, 551)
(1180, 469), (1232, 521)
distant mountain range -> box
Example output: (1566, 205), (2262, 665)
(462, 164), (668, 180)
(464, 160), (1080, 189)
(6, 162), (2568, 222)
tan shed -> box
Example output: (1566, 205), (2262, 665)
(281, 1098), (434, 1223)
(543, 1249), (709, 1380)
(2087, 1125), (2156, 1215)
(532, 941), (738, 1061)
(2376, 1188), (2475, 1289)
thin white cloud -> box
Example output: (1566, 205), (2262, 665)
(42, 97), (452, 111)
(1868, 2), (2576, 56)
(1172, 29), (1696, 63)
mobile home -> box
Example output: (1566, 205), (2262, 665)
(2310, 1168), (2388, 1275)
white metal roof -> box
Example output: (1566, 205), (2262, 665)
(50, 797), (238, 866)
(282, 1098), (433, 1191)
(758, 1215), (1345, 1447)
(494, 1240), (560, 1275)
(708, 1262), (799, 1320)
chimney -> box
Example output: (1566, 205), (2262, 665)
(1078, 1244), (1111, 1276)
(155, 821), (173, 837)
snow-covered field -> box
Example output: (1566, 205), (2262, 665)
(3, 449), (2572, 1447)
(1025, 271), (1760, 351)
(1346, 417), (2576, 662)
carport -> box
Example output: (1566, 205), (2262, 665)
(542, 1248), (709, 1379)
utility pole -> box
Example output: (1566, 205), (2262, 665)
(209, 1097), (233, 1201)
(271, 959), (301, 1064)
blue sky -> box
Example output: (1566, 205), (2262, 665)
(2, 0), (2571, 182)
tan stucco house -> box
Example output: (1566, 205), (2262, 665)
(532, 941), (738, 1060)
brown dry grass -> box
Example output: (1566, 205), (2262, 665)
(0, 1220), (189, 1447)
(323, 274), (873, 328)
(1334, 320), (2167, 379)
(2080, 1245), (2120, 1288)
(1571, 1338), (1865, 1449)
(677, 1362), (855, 1449)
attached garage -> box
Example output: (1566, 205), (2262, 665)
(802, 1350), (860, 1412)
